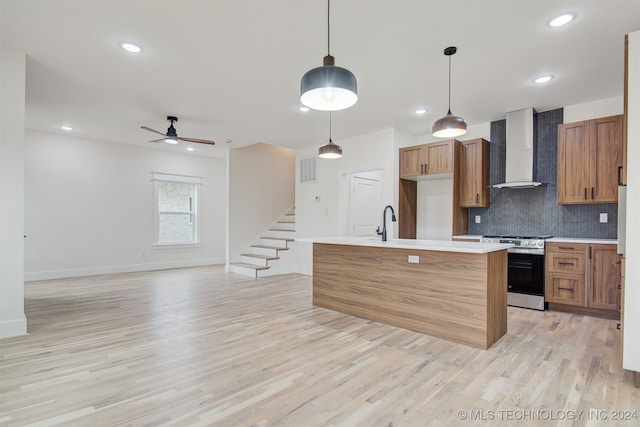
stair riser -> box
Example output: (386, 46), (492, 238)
(259, 238), (290, 248)
(251, 247), (280, 257)
(228, 264), (257, 278)
(263, 230), (295, 239)
(241, 255), (268, 267)
(272, 222), (296, 231)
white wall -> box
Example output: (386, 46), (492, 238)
(563, 96), (624, 123)
(0, 49), (27, 338)
(623, 30), (639, 373)
(227, 143), (295, 264)
(24, 131), (226, 280)
(295, 128), (401, 274)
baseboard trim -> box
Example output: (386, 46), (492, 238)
(0, 316), (27, 339)
(25, 257), (226, 281)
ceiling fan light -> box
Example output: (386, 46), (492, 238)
(301, 64), (357, 111)
(432, 111), (468, 138)
(318, 139), (342, 159)
(164, 137), (178, 144)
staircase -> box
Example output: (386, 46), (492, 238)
(228, 206), (296, 278)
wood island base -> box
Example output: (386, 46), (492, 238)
(312, 242), (508, 349)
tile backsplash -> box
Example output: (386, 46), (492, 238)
(467, 108), (618, 239)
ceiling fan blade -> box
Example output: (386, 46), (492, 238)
(148, 138), (165, 143)
(141, 126), (167, 137)
(177, 136), (216, 145)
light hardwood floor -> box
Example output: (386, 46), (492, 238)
(1, 266), (638, 426)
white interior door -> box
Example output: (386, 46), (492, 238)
(350, 174), (382, 236)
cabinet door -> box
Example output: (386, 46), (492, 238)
(590, 116), (622, 203)
(587, 244), (621, 311)
(399, 145), (425, 178)
(460, 139), (489, 207)
(425, 141), (453, 175)
(558, 121), (590, 204)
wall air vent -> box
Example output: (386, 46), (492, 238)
(299, 157), (317, 183)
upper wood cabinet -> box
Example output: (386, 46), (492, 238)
(557, 115), (623, 204)
(460, 138), (490, 207)
(399, 140), (454, 179)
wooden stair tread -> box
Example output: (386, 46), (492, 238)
(231, 262), (270, 271)
(240, 253), (279, 260)
(250, 245), (289, 250)
(261, 237), (294, 241)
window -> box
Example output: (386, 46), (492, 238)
(152, 172), (202, 245)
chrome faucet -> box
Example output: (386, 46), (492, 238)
(376, 205), (397, 242)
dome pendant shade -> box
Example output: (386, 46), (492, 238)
(433, 46), (467, 138)
(301, 55), (357, 111)
(432, 109), (468, 138)
(318, 138), (342, 159)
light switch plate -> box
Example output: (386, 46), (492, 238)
(408, 255), (420, 264)
(600, 213), (608, 223)
(475, 215), (481, 224)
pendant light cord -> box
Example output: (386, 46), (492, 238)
(447, 54), (452, 114)
(329, 111), (332, 142)
(327, 0), (331, 56)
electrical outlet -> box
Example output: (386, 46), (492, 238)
(475, 215), (481, 224)
(600, 213), (608, 223)
(408, 255), (420, 264)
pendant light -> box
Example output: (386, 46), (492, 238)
(318, 112), (342, 159)
(432, 46), (467, 138)
(300, 0), (357, 111)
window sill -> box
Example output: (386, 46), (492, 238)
(153, 242), (201, 249)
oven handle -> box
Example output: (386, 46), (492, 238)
(507, 248), (545, 255)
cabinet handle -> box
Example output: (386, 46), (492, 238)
(558, 262), (575, 266)
(618, 284), (622, 289)
(584, 188), (587, 200)
(615, 260), (622, 265)
(424, 163), (428, 173)
(591, 187), (595, 200)
(589, 246), (592, 259)
(618, 166), (623, 185)
(421, 164), (424, 174)
(617, 323), (621, 330)
(558, 246), (575, 250)
(476, 193), (479, 204)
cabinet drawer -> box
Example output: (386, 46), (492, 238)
(545, 273), (584, 306)
(547, 251), (585, 273)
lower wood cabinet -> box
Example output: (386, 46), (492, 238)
(545, 242), (621, 319)
(546, 243), (586, 306)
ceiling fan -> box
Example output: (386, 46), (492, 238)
(141, 116), (216, 145)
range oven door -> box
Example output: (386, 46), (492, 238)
(507, 252), (544, 296)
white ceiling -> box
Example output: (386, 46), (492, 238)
(2, 0), (639, 157)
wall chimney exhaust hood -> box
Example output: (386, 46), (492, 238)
(493, 107), (544, 189)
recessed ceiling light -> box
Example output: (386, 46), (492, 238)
(298, 106), (310, 112)
(414, 108), (428, 115)
(60, 125), (73, 131)
(119, 41), (143, 53)
(186, 146), (195, 151)
(533, 75), (554, 84)
(548, 12), (576, 27)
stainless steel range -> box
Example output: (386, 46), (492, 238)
(481, 235), (552, 310)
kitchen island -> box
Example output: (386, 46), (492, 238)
(306, 237), (512, 349)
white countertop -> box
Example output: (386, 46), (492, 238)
(296, 236), (513, 254)
(547, 237), (618, 245)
